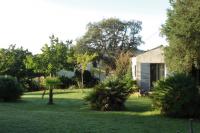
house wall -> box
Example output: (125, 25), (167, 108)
(131, 46), (167, 91)
(131, 57), (137, 80)
(136, 47), (165, 64)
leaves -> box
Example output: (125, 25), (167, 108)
(76, 18), (143, 57)
(39, 35), (73, 75)
(162, 0), (200, 72)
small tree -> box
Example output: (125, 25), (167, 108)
(115, 52), (131, 77)
(75, 52), (97, 88)
(44, 76), (61, 104)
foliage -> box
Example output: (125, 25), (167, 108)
(76, 18), (143, 57)
(59, 76), (75, 89)
(76, 18), (143, 74)
(44, 76), (61, 87)
(24, 54), (45, 76)
(38, 35), (73, 76)
(151, 73), (200, 118)
(161, 0), (200, 73)
(85, 76), (133, 111)
(44, 76), (61, 104)
(115, 51), (138, 91)
(23, 79), (42, 91)
(0, 75), (23, 101)
(115, 51), (131, 77)
(132, 80), (140, 92)
(0, 45), (39, 90)
(74, 70), (99, 88)
(75, 52), (97, 88)
(0, 45), (31, 79)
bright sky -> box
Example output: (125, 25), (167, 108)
(0, 0), (170, 54)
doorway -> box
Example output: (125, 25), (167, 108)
(150, 63), (165, 88)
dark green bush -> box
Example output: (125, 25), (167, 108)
(85, 76), (133, 111)
(23, 79), (42, 91)
(151, 73), (200, 118)
(59, 76), (75, 89)
(74, 70), (99, 88)
(0, 75), (23, 101)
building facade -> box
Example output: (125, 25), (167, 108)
(131, 46), (168, 91)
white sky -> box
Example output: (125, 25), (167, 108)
(0, 0), (170, 54)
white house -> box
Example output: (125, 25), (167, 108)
(131, 46), (168, 91)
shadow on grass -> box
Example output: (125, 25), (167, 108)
(24, 90), (76, 96)
(126, 102), (152, 112)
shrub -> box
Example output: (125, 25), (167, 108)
(44, 76), (61, 104)
(24, 79), (42, 91)
(85, 76), (133, 111)
(44, 76), (61, 88)
(0, 75), (23, 101)
(74, 70), (99, 88)
(59, 76), (75, 89)
(151, 73), (200, 118)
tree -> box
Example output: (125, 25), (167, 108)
(0, 45), (32, 79)
(76, 18), (143, 75)
(161, 0), (200, 75)
(76, 18), (143, 58)
(75, 52), (97, 88)
(115, 51), (132, 77)
(39, 35), (73, 76)
(0, 45), (35, 89)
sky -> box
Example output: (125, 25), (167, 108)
(0, 0), (170, 54)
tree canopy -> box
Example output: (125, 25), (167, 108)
(161, 0), (200, 73)
(0, 45), (32, 80)
(33, 35), (73, 75)
(76, 18), (143, 58)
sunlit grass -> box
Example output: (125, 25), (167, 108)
(0, 89), (199, 133)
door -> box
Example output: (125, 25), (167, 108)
(150, 63), (165, 88)
(140, 63), (150, 91)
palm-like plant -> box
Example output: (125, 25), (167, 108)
(44, 76), (61, 104)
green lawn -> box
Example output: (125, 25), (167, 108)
(0, 89), (199, 133)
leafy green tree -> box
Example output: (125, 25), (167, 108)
(24, 54), (45, 76)
(0, 45), (31, 79)
(161, 0), (200, 75)
(76, 18), (142, 56)
(75, 52), (97, 88)
(0, 45), (35, 89)
(39, 35), (73, 76)
(76, 18), (142, 74)
(115, 52), (131, 77)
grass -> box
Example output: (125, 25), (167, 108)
(0, 89), (200, 133)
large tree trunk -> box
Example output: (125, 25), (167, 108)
(48, 87), (53, 104)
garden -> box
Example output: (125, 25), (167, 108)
(1, 0), (200, 132)
(1, 89), (200, 133)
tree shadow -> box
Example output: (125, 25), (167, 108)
(24, 90), (77, 95)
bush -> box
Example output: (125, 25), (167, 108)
(59, 76), (75, 89)
(0, 75), (23, 101)
(85, 76), (133, 111)
(44, 76), (61, 88)
(23, 79), (42, 91)
(151, 73), (200, 118)
(74, 70), (99, 88)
